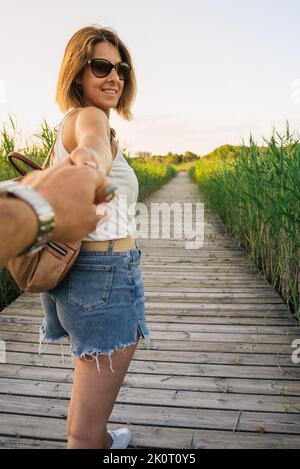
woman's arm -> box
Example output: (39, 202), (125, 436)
(70, 106), (113, 175)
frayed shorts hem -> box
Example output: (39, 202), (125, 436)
(39, 322), (151, 374)
(38, 323), (70, 363)
(70, 327), (151, 374)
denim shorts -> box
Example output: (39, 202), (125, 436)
(39, 239), (151, 373)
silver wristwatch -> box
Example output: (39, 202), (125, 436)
(0, 180), (55, 256)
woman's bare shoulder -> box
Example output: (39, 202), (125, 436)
(62, 107), (116, 158)
(62, 107), (109, 154)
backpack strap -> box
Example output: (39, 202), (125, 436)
(42, 128), (59, 169)
(7, 152), (43, 176)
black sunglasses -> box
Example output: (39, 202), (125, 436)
(87, 58), (131, 81)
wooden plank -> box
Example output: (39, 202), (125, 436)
(7, 297), (289, 310)
(0, 306), (290, 321)
(1, 359), (300, 381)
(2, 366), (300, 396)
(0, 404), (300, 435)
(0, 437), (66, 449)
(0, 387), (299, 415)
(0, 329), (298, 345)
(142, 272), (267, 277)
(139, 249), (247, 257)
(0, 321), (298, 335)
(0, 314), (297, 326)
(3, 348), (300, 368)
(2, 306), (293, 318)
(145, 295), (284, 304)
(3, 338), (296, 354)
(145, 309), (293, 317)
(143, 283), (275, 289)
(144, 291), (283, 299)
(145, 302), (289, 310)
(1, 424), (300, 449)
(138, 242), (242, 249)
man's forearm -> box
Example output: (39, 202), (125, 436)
(0, 198), (39, 267)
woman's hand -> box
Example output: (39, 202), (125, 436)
(68, 146), (101, 170)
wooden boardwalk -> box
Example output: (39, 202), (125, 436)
(0, 171), (300, 449)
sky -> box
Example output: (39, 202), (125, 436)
(0, 0), (300, 157)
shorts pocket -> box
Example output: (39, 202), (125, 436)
(68, 263), (115, 312)
(130, 249), (142, 267)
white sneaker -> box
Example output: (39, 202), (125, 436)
(108, 428), (132, 449)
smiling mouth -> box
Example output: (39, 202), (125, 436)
(102, 90), (118, 97)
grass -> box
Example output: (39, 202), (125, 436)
(169, 161), (197, 172)
(128, 156), (176, 200)
(188, 123), (300, 322)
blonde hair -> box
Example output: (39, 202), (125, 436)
(56, 25), (137, 121)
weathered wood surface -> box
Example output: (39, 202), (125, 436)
(0, 171), (299, 449)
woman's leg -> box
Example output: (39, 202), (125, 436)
(67, 332), (140, 449)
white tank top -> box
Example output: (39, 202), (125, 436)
(52, 108), (139, 241)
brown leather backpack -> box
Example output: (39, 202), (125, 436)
(6, 134), (81, 293)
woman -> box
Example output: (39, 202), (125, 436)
(39, 25), (151, 449)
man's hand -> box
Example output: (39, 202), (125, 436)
(19, 156), (116, 242)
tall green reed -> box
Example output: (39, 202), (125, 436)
(189, 124), (300, 320)
(0, 115), (56, 182)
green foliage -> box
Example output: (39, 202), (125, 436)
(142, 151), (199, 166)
(0, 268), (21, 311)
(121, 149), (176, 200)
(201, 144), (242, 161)
(183, 151), (198, 162)
(0, 115), (56, 183)
(189, 125), (300, 321)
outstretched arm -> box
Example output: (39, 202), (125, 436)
(70, 106), (113, 175)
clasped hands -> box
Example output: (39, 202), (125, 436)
(19, 149), (116, 242)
